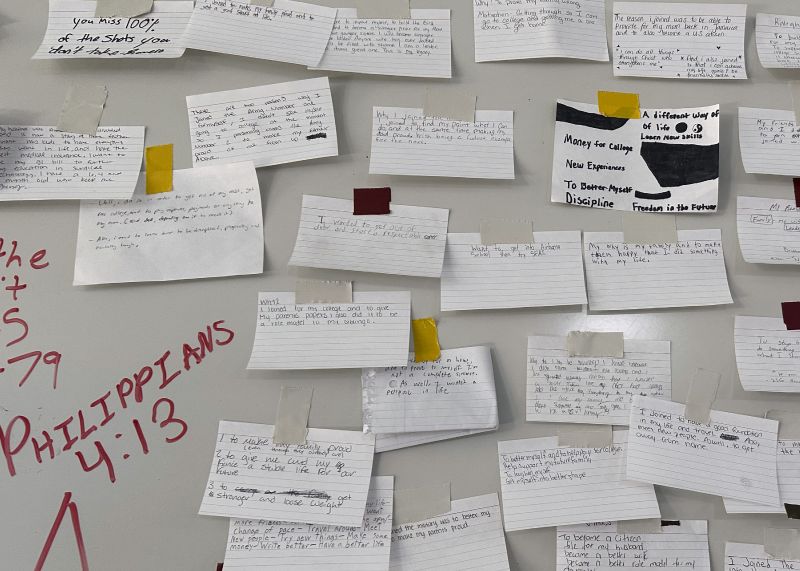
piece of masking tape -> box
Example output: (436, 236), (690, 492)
(145, 144), (173, 194)
(765, 528), (800, 559)
(616, 519), (666, 534)
(480, 219), (533, 245)
(423, 89), (476, 122)
(558, 426), (613, 448)
(296, 279), (353, 304)
(250, 0), (274, 6)
(412, 317), (441, 362)
(56, 84), (108, 136)
(683, 368), (720, 424)
(766, 410), (800, 440)
(354, 0), (410, 19)
(623, 212), (678, 245)
(95, 0), (154, 17)
(393, 482), (451, 526)
(273, 386), (313, 445)
(566, 331), (624, 358)
(598, 91), (641, 120)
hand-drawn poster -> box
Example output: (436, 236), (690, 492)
(551, 100), (719, 213)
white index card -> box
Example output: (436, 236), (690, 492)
(725, 542), (800, 571)
(756, 13), (800, 69)
(375, 428), (495, 453)
(724, 440), (800, 513)
(734, 316), (800, 393)
(737, 196), (800, 265)
(739, 107), (800, 177)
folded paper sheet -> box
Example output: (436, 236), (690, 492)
(737, 196), (800, 265)
(199, 421), (375, 526)
(187, 77), (338, 168)
(526, 335), (671, 425)
(557, 521), (711, 571)
(183, 0), (337, 66)
(626, 395), (780, 505)
(551, 100), (720, 213)
(473, 0), (608, 62)
(497, 431), (661, 531)
(739, 108), (800, 177)
(726, 542), (800, 571)
(389, 493), (510, 570)
(74, 162), (263, 285)
(724, 440), (800, 513)
(374, 428), (494, 453)
(734, 316), (800, 392)
(247, 291), (411, 370)
(583, 230), (733, 311)
(756, 14), (800, 69)
(223, 476), (393, 569)
(34, 0), (193, 59)
(612, 2), (747, 79)
(312, 9), (451, 78)
(369, 108), (514, 179)
(0, 126), (144, 200)
(440, 232), (587, 311)
(362, 346), (498, 434)
(289, 195), (449, 278)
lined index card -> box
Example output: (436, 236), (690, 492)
(737, 196), (800, 265)
(583, 230), (733, 311)
(527, 335), (671, 425)
(498, 431), (661, 531)
(724, 440), (800, 513)
(289, 195), (450, 278)
(739, 108), (800, 177)
(734, 316), (800, 392)
(440, 232), (587, 311)
(626, 395), (780, 505)
(375, 428), (494, 453)
(726, 542), (800, 571)
(183, 0), (337, 66)
(199, 421), (376, 526)
(756, 13), (800, 69)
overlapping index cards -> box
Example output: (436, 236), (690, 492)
(187, 77), (338, 168)
(734, 316), (800, 392)
(497, 431), (661, 532)
(289, 195), (450, 278)
(199, 421), (375, 526)
(247, 291), (410, 370)
(756, 13), (800, 69)
(739, 108), (800, 177)
(724, 440), (800, 513)
(737, 196), (800, 265)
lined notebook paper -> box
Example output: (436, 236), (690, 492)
(0, 126), (144, 200)
(199, 421), (375, 526)
(724, 440), (800, 513)
(726, 542), (800, 571)
(183, 0), (337, 66)
(558, 521), (710, 571)
(440, 232), (587, 311)
(312, 9), (452, 78)
(739, 107), (800, 177)
(583, 230), (733, 311)
(613, 2), (747, 79)
(362, 346), (498, 434)
(734, 316), (800, 393)
(389, 493), (510, 571)
(498, 431), (661, 531)
(289, 195), (449, 278)
(247, 291), (410, 370)
(626, 395), (780, 505)
(74, 162), (263, 285)
(375, 428), (494, 453)
(473, 0), (608, 62)
(737, 196), (800, 265)
(224, 476), (393, 569)
(369, 108), (514, 179)
(34, 0), (193, 59)
(526, 335), (671, 425)
(187, 77), (337, 168)
(756, 13), (800, 68)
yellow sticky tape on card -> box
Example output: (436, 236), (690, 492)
(412, 317), (441, 362)
(145, 144), (173, 195)
(598, 91), (641, 119)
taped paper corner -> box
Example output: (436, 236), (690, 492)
(354, 0), (410, 19)
(423, 89), (476, 122)
(558, 425), (613, 448)
(95, 0), (154, 17)
(616, 519), (664, 534)
(412, 317), (441, 362)
(765, 528), (800, 559)
(145, 144), (173, 195)
(623, 212), (677, 245)
(598, 91), (641, 119)
(683, 368), (721, 424)
(296, 279), (353, 304)
(766, 410), (800, 440)
(393, 482), (451, 525)
(56, 84), (108, 136)
(480, 219), (533, 245)
(273, 386), (313, 445)
(566, 331), (624, 358)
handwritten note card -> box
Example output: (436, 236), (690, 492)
(224, 476), (393, 569)
(363, 346), (498, 434)
(551, 100), (720, 213)
(288, 195), (449, 278)
(34, 0), (193, 58)
(440, 232), (587, 311)
(737, 196), (800, 265)
(369, 108), (514, 179)
(558, 521), (711, 571)
(756, 14), (800, 68)
(498, 432), (661, 531)
(74, 162), (263, 285)
(312, 9), (452, 78)
(473, 0), (608, 62)
(187, 77), (337, 169)
(183, 0), (337, 66)
(583, 230), (733, 311)
(375, 428), (494, 453)
(739, 108), (800, 177)
(726, 543), (800, 571)
(199, 421), (375, 526)
(389, 493), (510, 570)
(247, 291), (410, 370)
(734, 316), (800, 393)
(626, 395), (780, 505)
(527, 335), (671, 425)
(613, 2), (747, 79)
(0, 126), (144, 200)
(724, 441), (800, 513)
